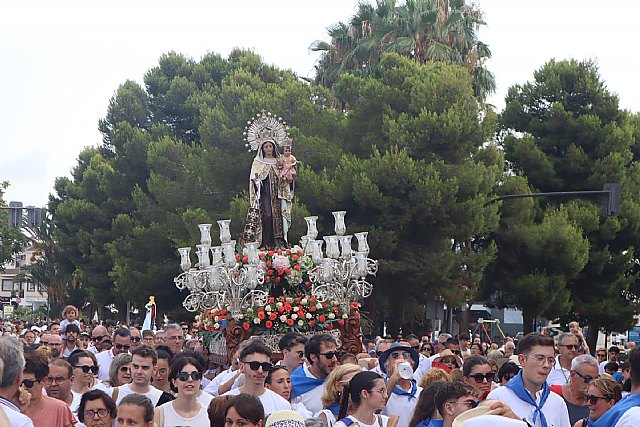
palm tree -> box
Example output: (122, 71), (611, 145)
(311, 0), (495, 99)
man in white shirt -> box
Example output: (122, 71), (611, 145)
(204, 340), (250, 396)
(62, 324), (81, 358)
(96, 327), (132, 381)
(487, 333), (570, 427)
(115, 344), (175, 407)
(278, 332), (307, 374)
(380, 343), (422, 427)
(547, 332), (579, 386)
(291, 334), (338, 415)
(598, 346), (620, 374)
(224, 341), (291, 416)
(88, 325), (110, 354)
(0, 337), (34, 427)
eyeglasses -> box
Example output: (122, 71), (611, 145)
(243, 361), (273, 371)
(319, 351), (338, 360)
(524, 354), (555, 366)
(296, 351), (305, 358)
(468, 372), (495, 383)
(119, 366), (131, 373)
(40, 341), (49, 345)
(130, 337), (141, 342)
(83, 409), (110, 419)
(411, 345), (420, 350)
(390, 351), (411, 360)
(115, 344), (130, 351)
(596, 353), (606, 358)
(177, 371), (203, 381)
(585, 394), (612, 405)
(574, 369), (594, 383)
(74, 365), (99, 374)
(46, 376), (69, 384)
(49, 343), (62, 347)
(559, 344), (579, 350)
(22, 379), (36, 388)
(449, 400), (479, 409)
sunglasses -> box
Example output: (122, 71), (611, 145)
(296, 351), (305, 358)
(468, 372), (495, 383)
(40, 341), (49, 345)
(441, 358), (457, 364)
(243, 361), (273, 371)
(74, 365), (99, 374)
(92, 335), (109, 342)
(177, 371), (203, 381)
(131, 337), (141, 342)
(597, 353), (606, 358)
(411, 345), (420, 350)
(390, 351), (411, 360)
(585, 394), (612, 405)
(574, 369), (594, 383)
(119, 366), (131, 373)
(115, 344), (131, 351)
(560, 344), (579, 350)
(22, 379), (36, 388)
(319, 351), (338, 360)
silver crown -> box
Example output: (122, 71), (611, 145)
(243, 111), (291, 152)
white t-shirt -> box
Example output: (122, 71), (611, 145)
(615, 406), (640, 427)
(70, 390), (82, 414)
(334, 414), (389, 427)
(487, 384), (571, 427)
(0, 404), (34, 427)
(203, 367), (241, 396)
(291, 363), (325, 415)
(225, 387), (291, 416)
(197, 390), (214, 410)
(546, 356), (570, 386)
(157, 400), (209, 427)
(116, 383), (164, 406)
(95, 349), (116, 381)
(382, 383), (423, 427)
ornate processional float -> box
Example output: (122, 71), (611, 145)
(173, 112), (378, 363)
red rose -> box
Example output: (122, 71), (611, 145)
(309, 306), (316, 312)
(310, 296), (317, 302)
(297, 311), (304, 318)
(235, 254), (241, 261)
(293, 254), (298, 261)
(268, 269), (274, 276)
(285, 268), (291, 275)
(294, 298), (301, 303)
(269, 312), (277, 321)
(318, 315), (326, 323)
(284, 302), (292, 311)
(277, 249), (282, 255)
(308, 320), (315, 328)
(268, 297), (274, 303)
(267, 261), (272, 267)
(258, 311), (265, 320)
(278, 306), (284, 313)
(243, 322), (251, 330)
(327, 324), (334, 330)
(220, 309), (227, 316)
(338, 319), (345, 326)
(275, 277), (281, 283)
(334, 306), (339, 312)
(278, 268), (284, 275)
(286, 250), (291, 255)
(268, 250), (275, 257)
(259, 252), (266, 259)
(322, 302), (327, 308)
(294, 265), (301, 271)
(297, 250), (303, 256)
(266, 321), (273, 328)
(286, 319), (294, 326)
(242, 256), (248, 263)
(265, 275), (271, 282)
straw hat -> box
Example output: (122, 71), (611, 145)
(433, 349), (463, 367)
(453, 407), (527, 427)
(265, 410), (305, 427)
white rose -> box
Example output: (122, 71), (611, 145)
(238, 314), (244, 319)
(265, 305), (272, 312)
(316, 303), (323, 309)
(301, 298), (308, 305)
(214, 316), (219, 322)
(306, 313), (312, 319)
(253, 318), (261, 324)
(298, 320), (304, 326)
(214, 323), (220, 329)
(291, 314), (298, 320)
(280, 315), (287, 322)
(342, 314), (349, 319)
(293, 306), (299, 312)
(328, 313), (335, 319)
(276, 302), (283, 307)
(286, 297), (293, 303)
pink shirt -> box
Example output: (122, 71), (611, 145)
(27, 396), (76, 427)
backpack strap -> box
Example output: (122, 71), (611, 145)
(338, 417), (356, 427)
(157, 405), (165, 427)
(386, 415), (399, 427)
(111, 386), (119, 402)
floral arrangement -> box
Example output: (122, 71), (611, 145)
(196, 297), (360, 337)
(234, 246), (314, 295)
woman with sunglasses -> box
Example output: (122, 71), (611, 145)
(420, 344), (435, 358)
(462, 355), (495, 400)
(94, 353), (133, 399)
(317, 364), (362, 426)
(68, 349), (100, 415)
(335, 371), (394, 427)
(573, 375), (621, 427)
(497, 361), (520, 386)
(77, 390), (117, 427)
(155, 356), (209, 426)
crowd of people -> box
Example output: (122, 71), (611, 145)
(0, 304), (639, 427)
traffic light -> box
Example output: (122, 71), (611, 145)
(8, 201), (22, 227)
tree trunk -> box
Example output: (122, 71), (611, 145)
(586, 321), (600, 356)
(522, 309), (535, 334)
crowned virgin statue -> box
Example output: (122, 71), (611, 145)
(243, 112), (297, 250)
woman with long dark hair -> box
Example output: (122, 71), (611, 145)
(334, 371), (396, 427)
(155, 356), (208, 426)
(407, 381), (447, 427)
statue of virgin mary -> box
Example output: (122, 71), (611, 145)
(243, 112), (294, 250)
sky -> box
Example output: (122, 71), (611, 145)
(1, 0), (639, 208)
